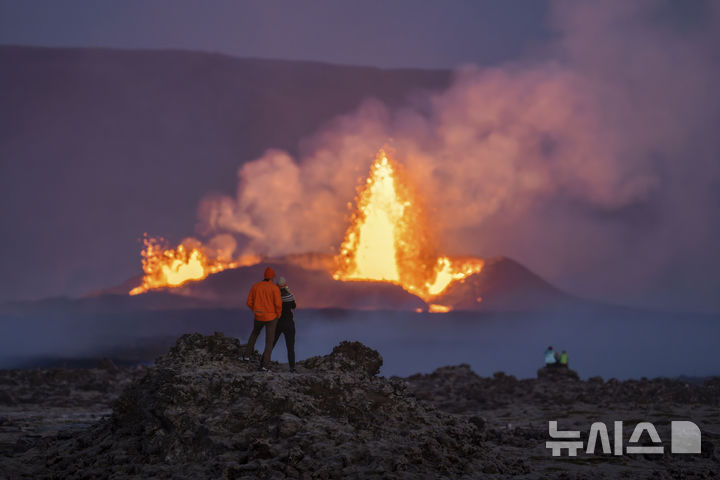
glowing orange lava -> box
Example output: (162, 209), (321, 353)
(333, 150), (483, 305)
(129, 150), (484, 309)
(428, 304), (452, 313)
(129, 236), (258, 295)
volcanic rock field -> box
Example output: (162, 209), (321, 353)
(0, 333), (718, 479)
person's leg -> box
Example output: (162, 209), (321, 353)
(273, 319), (284, 348)
(245, 320), (263, 358)
(285, 320), (296, 370)
(261, 319), (278, 368)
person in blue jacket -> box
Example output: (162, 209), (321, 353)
(544, 346), (557, 367)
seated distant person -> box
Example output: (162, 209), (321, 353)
(544, 346), (557, 367)
(560, 350), (569, 368)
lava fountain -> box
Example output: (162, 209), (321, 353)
(333, 150), (483, 303)
(129, 150), (483, 308)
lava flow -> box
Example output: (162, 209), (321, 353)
(128, 236), (257, 295)
(333, 150), (483, 304)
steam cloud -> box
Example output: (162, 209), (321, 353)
(197, 1), (720, 311)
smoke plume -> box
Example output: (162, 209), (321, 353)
(197, 1), (720, 311)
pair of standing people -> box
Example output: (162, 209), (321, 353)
(244, 267), (296, 372)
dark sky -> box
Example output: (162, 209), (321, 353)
(0, 0), (551, 69)
(1, 0), (718, 313)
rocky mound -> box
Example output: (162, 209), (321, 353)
(2, 333), (521, 479)
(535, 365), (580, 380)
(300, 341), (383, 377)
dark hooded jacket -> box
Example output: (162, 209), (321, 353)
(279, 287), (296, 322)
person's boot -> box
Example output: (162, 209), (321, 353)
(258, 359), (269, 372)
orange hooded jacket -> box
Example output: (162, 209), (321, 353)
(246, 280), (282, 322)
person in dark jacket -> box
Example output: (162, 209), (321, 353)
(273, 276), (297, 372)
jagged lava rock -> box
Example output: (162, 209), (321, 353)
(4, 333), (510, 479)
(300, 340), (383, 376)
(536, 365), (580, 381)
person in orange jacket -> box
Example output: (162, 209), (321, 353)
(244, 266), (282, 371)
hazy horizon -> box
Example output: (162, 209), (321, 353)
(2, 306), (719, 380)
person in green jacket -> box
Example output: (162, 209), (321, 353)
(560, 350), (569, 367)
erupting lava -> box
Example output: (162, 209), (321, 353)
(129, 236), (257, 295)
(129, 150), (483, 309)
(333, 150), (483, 303)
